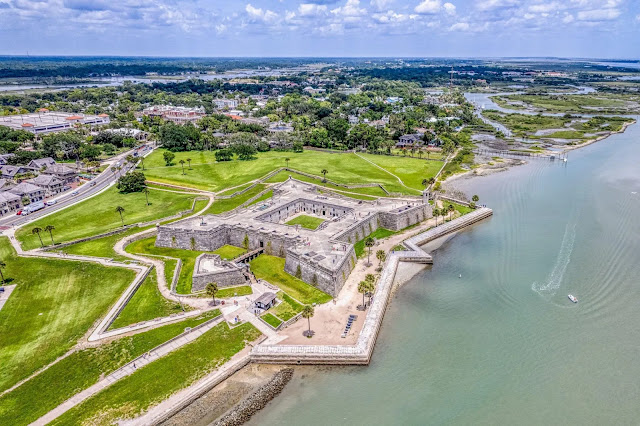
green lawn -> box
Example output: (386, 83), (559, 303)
(16, 187), (197, 251)
(261, 313), (282, 328)
(285, 214), (325, 230)
(125, 237), (205, 294)
(60, 226), (147, 261)
(0, 238), (136, 393)
(271, 292), (304, 321)
(213, 245), (246, 260)
(141, 149), (442, 195)
(163, 258), (178, 289)
(354, 228), (397, 257)
(248, 189), (274, 206)
(205, 184), (267, 215)
(216, 285), (253, 298)
(265, 170), (389, 197)
(51, 322), (261, 426)
(110, 270), (186, 330)
(448, 202), (474, 216)
(249, 255), (332, 305)
(0, 311), (219, 425)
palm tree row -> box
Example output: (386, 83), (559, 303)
(31, 225), (56, 247)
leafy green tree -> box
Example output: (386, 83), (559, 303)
(163, 151), (175, 166)
(233, 143), (257, 161)
(293, 141), (304, 153)
(0, 260), (6, 283)
(116, 171), (146, 193)
(215, 148), (233, 162)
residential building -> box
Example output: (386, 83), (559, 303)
(0, 154), (15, 165)
(25, 174), (64, 196)
(41, 164), (77, 184)
(396, 134), (423, 148)
(104, 128), (148, 141)
(0, 111), (110, 135)
(0, 191), (21, 216)
(8, 182), (45, 204)
(348, 115), (359, 125)
(27, 157), (56, 170)
(213, 99), (239, 109)
(267, 122), (294, 133)
(141, 105), (205, 125)
(0, 165), (29, 179)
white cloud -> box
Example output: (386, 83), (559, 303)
(449, 21), (469, 31)
(563, 13), (575, 23)
(414, 0), (442, 14)
(373, 10), (417, 23)
(577, 8), (621, 21)
(331, 0), (366, 17)
(443, 2), (456, 14)
(636, 14), (640, 22)
(528, 2), (561, 13)
(370, 0), (392, 10)
(475, 0), (519, 12)
(298, 3), (328, 16)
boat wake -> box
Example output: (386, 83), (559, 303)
(532, 222), (577, 299)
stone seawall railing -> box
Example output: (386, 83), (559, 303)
(250, 207), (493, 365)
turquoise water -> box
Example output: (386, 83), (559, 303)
(250, 120), (640, 425)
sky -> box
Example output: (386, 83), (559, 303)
(0, 0), (639, 58)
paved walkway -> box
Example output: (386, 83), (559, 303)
(0, 284), (16, 312)
(31, 316), (225, 426)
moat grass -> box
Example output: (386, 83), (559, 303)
(261, 313), (283, 328)
(141, 149), (442, 195)
(0, 311), (219, 425)
(271, 292), (304, 321)
(354, 228), (397, 258)
(265, 170), (389, 198)
(60, 225), (148, 260)
(213, 244), (246, 260)
(16, 186), (197, 251)
(205, 184), (267, 215)
(249, 255), (332, 305)
(125, 236), (206, 294)
(109, 270), (187, 330)
(51, 322), (261, 426)
(216, 285), (253, 298)
(248, 189), (274, 206)
(285, 214), (326, 230)
(0, 237), (135, 394)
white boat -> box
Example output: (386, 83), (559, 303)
(568, 294), (578, 303)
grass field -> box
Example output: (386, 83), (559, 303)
(0, 311), (218, 425)
(110, 270), (186, 329)
(125, 237), (205, 294)
(354, 228), (397, 257)
(205, 184), (267, 215)
(261, 313), (282, 328)
(285, 214), (325, 230)
(60, 226), (148, 260)
(265, 170), (389, 197)
(249, 255), (332, 305)
(213, 245), (246, 260)
(271, 292), (304, 321)
(16, 187), (197, 250)
(492, 93), (632, 113)
(51, 322), (260, 426)
(141, 149), (442, 195)
(0, 238), (135, 393)
(216, 285), (253, 298)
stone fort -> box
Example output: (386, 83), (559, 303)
(155, 178), (432, 296)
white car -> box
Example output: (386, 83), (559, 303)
(45, 200), (57, 206)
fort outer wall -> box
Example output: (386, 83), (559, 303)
(191, 253), (249, 292)
(283, 204), (432, 296)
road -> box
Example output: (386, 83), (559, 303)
(0, 144), (153, 228)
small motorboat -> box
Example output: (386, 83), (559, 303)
(568, 294), (578, 303)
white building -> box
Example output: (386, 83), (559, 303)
(0, 110), (110, 135)
(142, 105), (205, 125)
(213, 99), (239, 109)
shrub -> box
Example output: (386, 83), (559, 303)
(116, 171), (146, 193)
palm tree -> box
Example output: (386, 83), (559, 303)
(321, 169), (328, 182)
(364, 236), (375, 265)
(115, 206), (125, 227)
(179, 159), (186, 175)
(364, 277), (376, 305)
(441, 208), (448, 223)
(433, 207), (440, 226)
(358, 281), (369, 309)
(143, 187), (150, 206)
(44, 225), (55, 245)
(417, 149), (423, 159)
(31, 227), (44, 247)
(428, 177), (436, 187)
(186, 158), (192, 169)
(472, 194), (480, 206)
(206, 282), (219, 305)
(448, 204), (455, 221)
(422, 178), (429, 190)
(301, 305), (314, 337)
(140, 156), (145, 171)
(0, 260), (6, 283)
(285, 157), (290, 168)
(376, 249), (386, 267)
